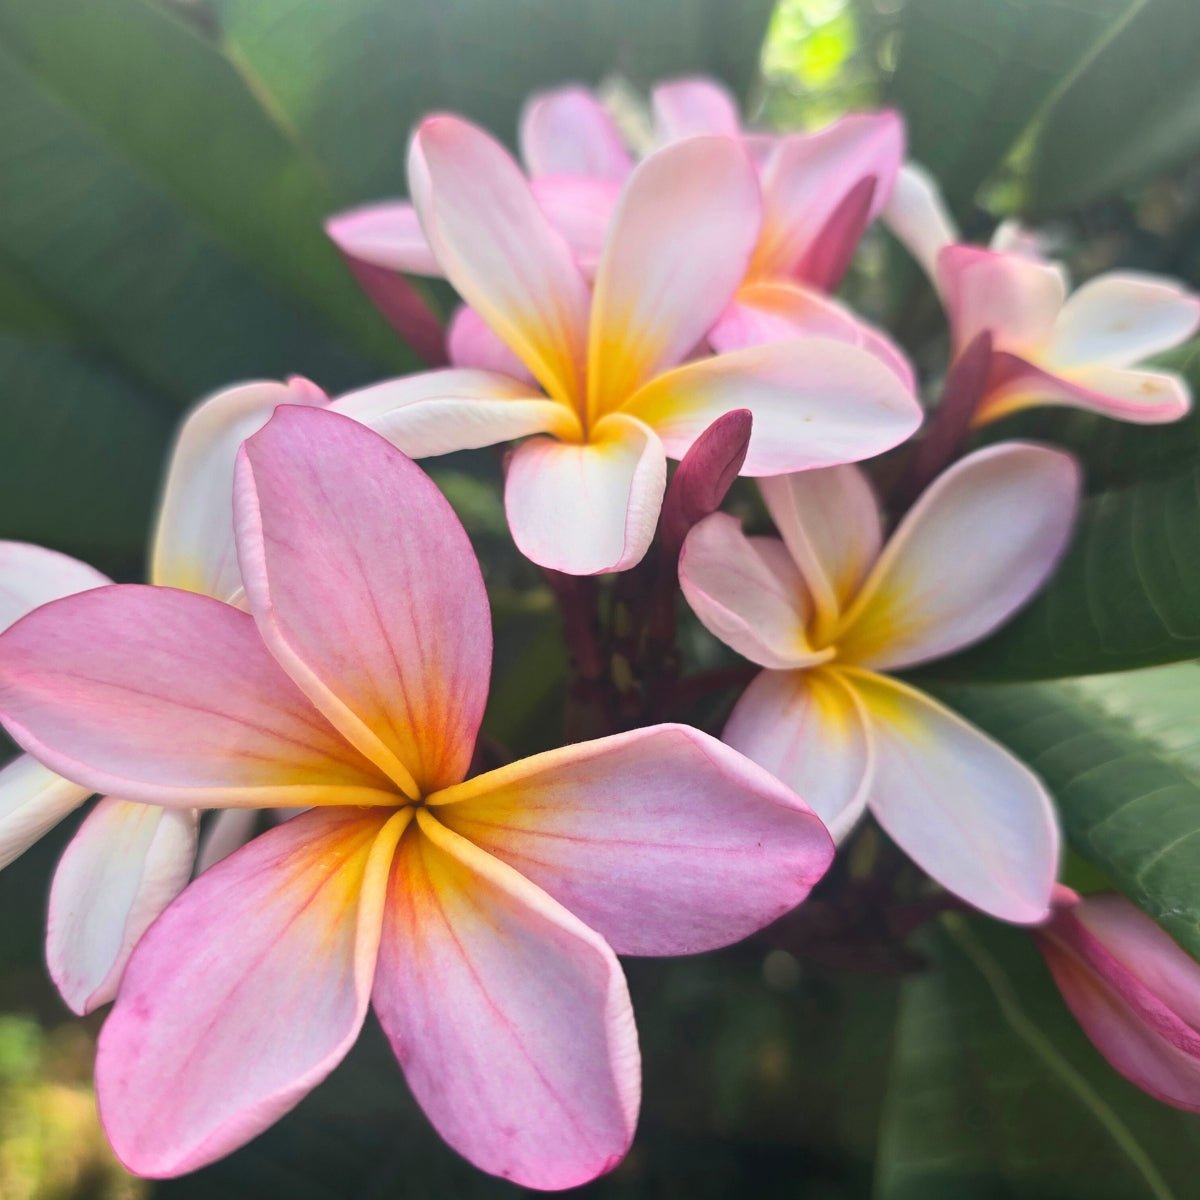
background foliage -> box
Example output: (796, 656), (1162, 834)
(3, 0), (1200, 1196)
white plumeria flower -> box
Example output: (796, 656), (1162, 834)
(0, 376), (325, 1013)
(679, 442), (1081, 922)
(885, 162), (1200, 425)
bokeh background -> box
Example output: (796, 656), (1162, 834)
(3, 0), (1200, 1195)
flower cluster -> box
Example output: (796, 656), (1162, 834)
(1, 75), (1198, 1188)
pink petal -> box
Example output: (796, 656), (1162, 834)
(236, 407), (493, 795)
(336, 253), (448, 366)
(678, 513), (827, 669)
(710, 280), (916, 391)
(978, 355), (1192, 425)
(758, 465), (883, 641)
(881, 161), (957, 280)
(333, 367), (578, 457)
(504, 413), (666, 574)
(530, 175), (622, 276)
(794, 175), (877, 291)
(836, 442), (1080, 671)
(937, 244), (1067, 355)
(410, 115), (589, 405)
(0, 585), (394, 807)
(850, 670), (1058, 923)
(651, 77), (741, 141)
(430, 724), (832, 956)
(753, 112), (904, 280)
(0, 753), (91, 870)
(446, 306), (537, 384)
(96, 808), (408, 1177)
(374, 810), (639, 1190)
(723, 668), (871, 842)
(152, 378), (327, 602)
(1045, 272), (1200, 369)
(623, 338), (922, 475)
(1039, 896), (1200, 1110)
(519, 86), (632, 180)
(47, 798), (198, 1015)
(325, 202), (441, 275)
(587, 135), (761, 418)
(0, 541), (110, 630)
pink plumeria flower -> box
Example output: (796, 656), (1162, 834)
(1037, 888), (1200, 1111)
(0, 406), (833, 1187)
(331, 116), (920, 576)
(679, 442), (1081, 922)
(0, 376), (326, 1015)
(885, 162), (1200, 424)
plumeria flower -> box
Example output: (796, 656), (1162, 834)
(1037, 888), (1200, 1111)
(0, 406), (833, 1188)
(679, 442), (1080, 922)
(0, 376), (325, 1015)
(331, 116), (920, 575)
(885, 162), (1200, 424)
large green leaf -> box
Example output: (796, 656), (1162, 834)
(887, 0), (1138, 218)
(939, 666), (1200, 961)
(1029, 0), (1200, 213)
(213, 0), (775, 203)
(876, 916), (1200, 1200)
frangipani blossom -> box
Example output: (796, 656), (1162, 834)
(332, 116), (920, 575)
(0, 376), (326, 1015)
(1037, 889), (1200, 1111)
(0, 406), (833, 1187)
(679, 442), (1080, 922)
(885, 162), (1200, 424)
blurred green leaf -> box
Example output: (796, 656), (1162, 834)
(213, 0), (775, 203)
(938, 668), (1200, 961)
(888, 0), (1138, 217)
(1029, 0), (1200, 213)
(876, 917), (1200, 1200)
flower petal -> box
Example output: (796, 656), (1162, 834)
(758, 465), (883, 642)
(236, 407), (493, 795)
(752, 112), (904, 280)
(445, 306), (537, 384)
(195, 807), (259, 874)
(410, 115), (589, 405)
(333, 367), (577, 457)
(520, 86), (632, 180)
(1044, 272), (1200, 369)
(937, 245), (1067, 355)
(152, 379), (327, 602)
(881, 161), (957, 280)
(530, 175), (622, 276)
(47, 798), (198, 1015)
(0, 753), (91, 870)
(678, 513), (825, 669)
(623, 338), (922, 475)
(651, 77), (740, 141)
(836, 442), (1080, 671)
(723, 668), (871, 842)
(587, 136), (761, 418)
(374, 809), (639, 1190)
(0, 541), (110, 630)
(95, 808), (407, 1177)
(0, 585), (393, 808)
(325, 202), (441, 275)
(850, 671), (1058, 923)
(504, 413), (666, 574)
(431, 724), (833, 955)
(977, 355), (1192, 425)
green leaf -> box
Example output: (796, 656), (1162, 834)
(1029, 0), (1200, 213)
(938, 667), (1200, 961)
(876, 917), (1200, 1200)
(887, 0), (1138, 217)
(213, 0), (775, 203)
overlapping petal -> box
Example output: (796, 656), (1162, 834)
(651, 77), (740, 141)
(0, 541), (110, 629)
(837, 443), (1079, 671)
(431, 724), (833, 955)
(881, 161), (957, 279)
(47, 798), (198, 1015)
(374, 811), (639, 1191)
(96, 808), (407, 1177)
(530, 176), (622, 276)
(520, 86), (632, 180)
(325, 202), (441, 275)
(235, 407), (492, 795)
(504, 413), (666, 574)
(0, 754), (91, 870)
